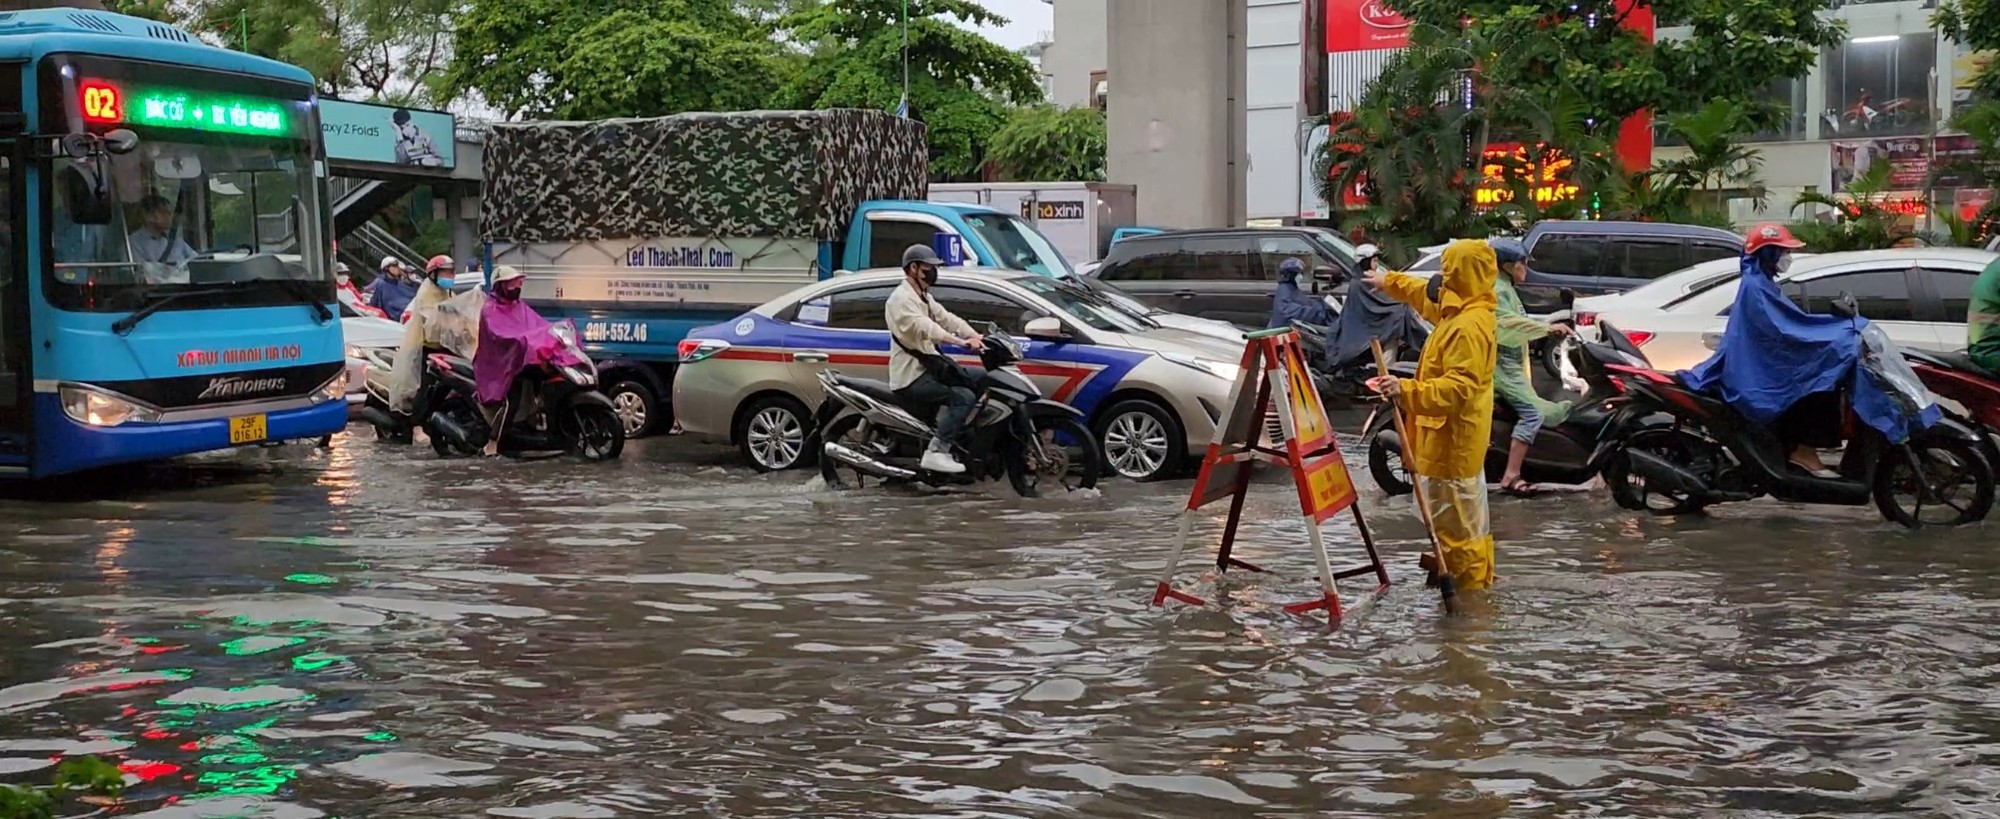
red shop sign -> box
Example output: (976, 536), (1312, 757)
(1327, 0), (1412, 53)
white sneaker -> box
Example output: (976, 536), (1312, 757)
(920, 448), (966, 474)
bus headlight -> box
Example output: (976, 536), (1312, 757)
(312, 370), (349, 404)
(59, 385), (163, 427)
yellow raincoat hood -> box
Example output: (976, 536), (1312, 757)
(1436, 239), (1499, 318)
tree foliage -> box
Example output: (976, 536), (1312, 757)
(0, 756), (124, 819)
(1788, 162), (1922, 251)
(130, 0), (457, 103)
(988, 105), (1106, 182)
(1386, 0), (1844, 135)
(445, 0), (790, 118)
(780, 0), (1041, 179)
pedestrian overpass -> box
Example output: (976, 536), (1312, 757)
(322, 98), (486, 276)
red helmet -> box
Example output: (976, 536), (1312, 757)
(425, 254), (454, 274)
(1744, 223), (1805, 254)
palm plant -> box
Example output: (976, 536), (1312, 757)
(1788, 162), (1922, 251)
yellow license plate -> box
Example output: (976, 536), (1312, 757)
(228, 414), (267, 445)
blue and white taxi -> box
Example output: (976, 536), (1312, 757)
(672, 268), (1248, 481)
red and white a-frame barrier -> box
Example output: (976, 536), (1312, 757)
(1149, 327), (1390, 628)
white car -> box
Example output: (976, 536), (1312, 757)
(340, 301), (404, 419)
(1572, 257), (1781, 333)
(1592, 248), (2000, 373)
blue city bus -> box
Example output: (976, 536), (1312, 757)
(0, 10), (346, 479)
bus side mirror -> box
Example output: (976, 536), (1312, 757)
(104, 129), (139, 156)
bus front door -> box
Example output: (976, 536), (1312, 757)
(0, 63), (27, 472)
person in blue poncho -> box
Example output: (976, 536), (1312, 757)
(1267, 257), (1337, 329)
(1679, 223), (1926, 478)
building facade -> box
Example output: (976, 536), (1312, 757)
(1056, 0), (1992, 228)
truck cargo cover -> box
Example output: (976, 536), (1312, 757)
(481, 110), (928, 243)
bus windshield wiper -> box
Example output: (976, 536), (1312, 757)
(244, 277), (333, 325)
(111, 278), (333, 336)
(111, 287), (234, 336)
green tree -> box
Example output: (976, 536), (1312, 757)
(0, 756), (124, 819)
(445, 0), (787, 118)
(1312, 23), (1615, 261)
(1386, 0), (1844, 136)
(780, 0), (1041, 179)
(100, 0), (178, 22)
(988, 105), (1106, 181)
(165, 0), (455, 103)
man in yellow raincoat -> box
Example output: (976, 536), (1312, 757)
(1362, 239), (1499, 591)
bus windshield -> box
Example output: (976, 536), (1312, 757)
(963, 212), (1073, 277)
(50, 136), (325, 301)
(39, 57), (328, 312)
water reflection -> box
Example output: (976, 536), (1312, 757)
(0, 432), (1997, 815)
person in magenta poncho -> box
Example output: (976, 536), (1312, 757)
(476, 265), (584, 456)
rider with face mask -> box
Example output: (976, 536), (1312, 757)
(1680, 223), (1846, 477)
(887, 243), (985, 474)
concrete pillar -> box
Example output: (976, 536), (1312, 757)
(446, 183), (477, 273)
(1106, 0), (1247, 228)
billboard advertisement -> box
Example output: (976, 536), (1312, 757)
(1325, 0), (1411, 53)
(320, 99), (455, 170)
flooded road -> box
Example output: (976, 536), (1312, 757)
(4, 429), (2000, 818)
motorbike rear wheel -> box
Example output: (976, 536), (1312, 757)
(563, 403), (626, 462)
(1603, 428), (1710, 516)
(1005, 416), (1102, 498)
(818, 413), (879, 490)
(1872, 436), (1994, 528)
(1363, 413), (1413, 496)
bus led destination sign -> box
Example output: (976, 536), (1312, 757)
(79, 80), (289, 136)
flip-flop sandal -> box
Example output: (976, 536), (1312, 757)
(1498, 481), (1541, 498)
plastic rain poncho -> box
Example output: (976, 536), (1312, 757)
(1681, 251), (1937, 444)
(387, 282), (484, 412)
(1493, 275), (1572, 428)
(474, 295), (584, 406)
(1376, 239), (1499, 591)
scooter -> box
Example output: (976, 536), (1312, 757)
(815, 319), (1102, 497)
(1597, 307), (1994, 528)
(1902, 348), (2000, 479)
(1359, 308), (1668, 495)
(417, 321), (626, 461)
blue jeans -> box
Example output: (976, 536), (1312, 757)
(1508, 398), (1544, 445)
(897, 373), (977, 448)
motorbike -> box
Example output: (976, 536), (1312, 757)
(815, 319), (1102, 497)
(415, 321), (626, 461)
(1360, 303), (1669, 495)
(1595, 306), (1994, 528)
(1902, 348), (2000, 480)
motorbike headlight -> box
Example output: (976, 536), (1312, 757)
(559, 363), (596, 386)
(1162, 353), (1240, 384)
(311, 370), (349, 404)
(59, 384), (162, 427)
(344, 344), (364, 361)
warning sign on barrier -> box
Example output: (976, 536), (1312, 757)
(1150, 327), (1388, 628)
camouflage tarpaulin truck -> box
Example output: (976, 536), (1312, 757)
(480, 109), (928, 243)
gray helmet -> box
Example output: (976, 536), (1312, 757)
(901, 244), (944, 268)
(1489, 237), (1527, 265)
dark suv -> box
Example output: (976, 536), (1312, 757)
(1512, 220), (1743, 313)
(1085, 227), (1359, 327)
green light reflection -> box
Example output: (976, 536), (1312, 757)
(219, 636), (307, 656)
(284, 573), (338, 585)
(290, 652), (344, 672)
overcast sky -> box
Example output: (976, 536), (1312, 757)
(972, 0), (1053, 50)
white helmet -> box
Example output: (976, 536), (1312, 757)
(1354, 243), (1380, 262)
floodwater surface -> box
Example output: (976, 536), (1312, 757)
(2, 432), (1998, 818)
